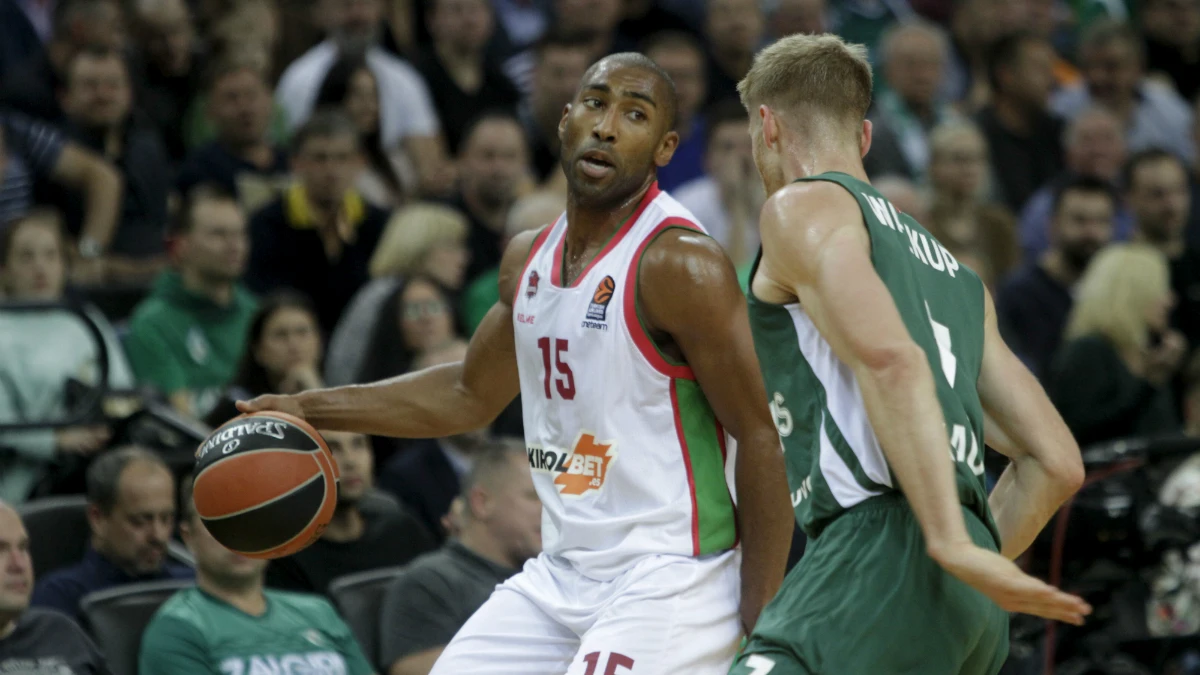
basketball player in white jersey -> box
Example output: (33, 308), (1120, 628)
(240, 53), (794, 674)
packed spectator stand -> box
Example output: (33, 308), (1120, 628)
(1, 0), (1200, 673)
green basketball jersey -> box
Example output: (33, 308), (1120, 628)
(139, 587), (375, 675)
(747, 172), (999, 543)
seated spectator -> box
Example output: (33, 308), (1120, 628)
(1051, 20), (1195, 166)
(175, 53), (291, 216)
(0, 211), (133, 504)
(1124, 150), (1200, 353)
(31, 447), (193, 619)
(0, 109), (122, 285)
(265, 430), (434, 596)
(460, 191), (561, 335)
(923, 120), (1018, 287)
(1047, 244), (1184, 446)
(997, 176), (1116, 380)
(205, 292), (324, 428)
(182, 6), (292, 156)
(644, 31), (709, 192)
(1138, 0), (1200, 107)
(379, 340), (490, 540)
(702, 0), (764, 105)
(276, 0), (453, 198)
(518, 32), (593, 182)
(356, 276), (462, 387)
(316, 54), (414, 209)
(416, 0), (520, 155)
(0, 0), (123, 124)
(943, 0), (1026, 110)
(124, 185), (257, 419)
(975, 31), (1065, 213)
(452, 113), (532, 282)
(324, 203), (469, 386)
(139, 476), (373, 675)
(57, 47), (172, 285)
(127, 0), (205, 162)
(503, 0), (633, 99)
(1190, 97), (1200, 249)
(380, 439), (540, 675)
(865, 21), (959, 182)
(246, 111), (389, 334)
(1018, 107), (1133, 262)
(0, 500), (109, 675)
(675, 100), (763, 272)
(616, 0), (694, 46)
(768, 0), (829, 38)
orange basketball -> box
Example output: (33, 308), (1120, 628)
(192, 411), (339, 559)
(594, 276), (616, 304)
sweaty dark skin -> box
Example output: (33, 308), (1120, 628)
(240, 56), (793, 636)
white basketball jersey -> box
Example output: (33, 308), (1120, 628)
(512, 184), (738, 580)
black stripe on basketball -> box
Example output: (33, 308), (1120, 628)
(200, 474), (327, 553)
(195, 415), (321, 473)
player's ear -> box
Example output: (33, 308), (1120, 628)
(557, 104), (572, 142)
(654, 130), (680, 168)
(860, 119), (873, 159)
(761, 106), (779, 150)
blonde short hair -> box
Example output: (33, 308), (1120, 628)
(369, 203), (469, 278)
(1065, 243), (1171, 354)
(738, 33), (873, 134)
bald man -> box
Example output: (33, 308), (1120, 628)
(0, 501), (111, 674)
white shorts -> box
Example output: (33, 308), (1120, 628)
(429, 550), (743, 675)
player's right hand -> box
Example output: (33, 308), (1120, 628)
(236, 394), (306, 421)
(933, 542), (1092, 625)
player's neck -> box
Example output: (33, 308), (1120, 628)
(774, 151), (868, 195)
(564, 179), (654, 253)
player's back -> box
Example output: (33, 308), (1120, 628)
(747, 171), (996, 542)
(511, 184), (738, 580)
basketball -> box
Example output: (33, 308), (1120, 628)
(192, 411), (339, 559)
(594, 276), (616, 304)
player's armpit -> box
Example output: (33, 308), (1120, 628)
(637, 228), (792, 632)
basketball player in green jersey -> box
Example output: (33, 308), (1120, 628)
(728, 34), (1093, 675)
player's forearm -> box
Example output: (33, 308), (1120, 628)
(297, 363), (498, 438)
(856, 347), (973, 557)
(989, 455), (1080, 560)
(733, 426), (793, 630)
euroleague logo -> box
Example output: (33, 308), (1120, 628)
(582, 275), (615, 331)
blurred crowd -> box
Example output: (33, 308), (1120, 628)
(2, 0), (1200, 673)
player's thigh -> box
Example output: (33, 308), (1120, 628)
(565, 552), (743, 675)
(429, 585), (578, 675)
(728, 650), (812, 675)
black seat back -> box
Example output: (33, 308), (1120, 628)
(328, 566), (405, 668)
(80, 579), (195, 675)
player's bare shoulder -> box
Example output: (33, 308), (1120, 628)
(755, 179), (869, 303)
(638, 227), (743, 332)
(498, 226), (551, 308)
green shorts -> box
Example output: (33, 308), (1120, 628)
(730, 493), (1009, 675)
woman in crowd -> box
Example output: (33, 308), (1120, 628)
(0, 211), (134, 502)
(1047, 244), (1186, 447)
(324, 203), (469, 384)
(923, 120), (1018, 287)
(316, 54), (415, 208)
(204, 291), (324, 428)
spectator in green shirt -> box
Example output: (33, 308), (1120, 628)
(460, 191), (562, 336)
(139, 476), (376, 675)
(123, 185), (257, 419)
